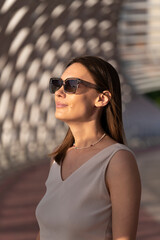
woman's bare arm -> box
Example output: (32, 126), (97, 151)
(35, 157), (54, 240)
(106, 150), (141, 240)
(36, 231), (40, 240)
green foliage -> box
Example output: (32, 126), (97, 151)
(146, 90), (160, 107)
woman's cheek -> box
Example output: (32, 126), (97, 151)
(72, 103), (95, 120)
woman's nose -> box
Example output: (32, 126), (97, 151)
(55, 85), (66, 97)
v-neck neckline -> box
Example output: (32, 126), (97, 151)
(59, 143), (119, 183)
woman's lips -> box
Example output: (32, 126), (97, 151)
(56, 103), (68, 108)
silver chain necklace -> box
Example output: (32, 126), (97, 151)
(73, 133), (106, 150)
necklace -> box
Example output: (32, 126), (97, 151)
(73, 133), (106, 150)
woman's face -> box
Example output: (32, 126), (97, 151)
(54, 63), (101, 123)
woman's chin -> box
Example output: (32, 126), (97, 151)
(55, 113), (77, 124)
(55, 112), (68, 121)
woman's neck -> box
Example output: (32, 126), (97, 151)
(68, 121), (106, 148)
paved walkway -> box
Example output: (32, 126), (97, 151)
(136, 145), (160, 240)
(0, 146), (160, 240)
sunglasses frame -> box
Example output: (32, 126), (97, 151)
(49, 77), (101, 94)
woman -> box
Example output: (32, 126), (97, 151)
(35, 56), (141, 240)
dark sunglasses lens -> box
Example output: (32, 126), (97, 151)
(49, 79), (62, 93)
(64, 80), (77, 93)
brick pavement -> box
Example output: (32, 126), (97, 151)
(0, 146), (160, 240)
(0, 162), (49, 240)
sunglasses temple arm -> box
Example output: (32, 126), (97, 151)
(81, 81), (102, 91)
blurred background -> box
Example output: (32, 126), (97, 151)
(0, 0), (160, 239)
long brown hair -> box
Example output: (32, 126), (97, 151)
(50, 56), (126, 164)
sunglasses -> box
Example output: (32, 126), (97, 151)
(49, 77), (101, 94)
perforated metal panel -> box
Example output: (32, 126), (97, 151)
(0, 0), (133, 178)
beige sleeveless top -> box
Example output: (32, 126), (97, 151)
(35, 143), (135, 240)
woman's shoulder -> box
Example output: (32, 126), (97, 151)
(112, 142), (136, 160)
(98, 137), (137, 171)
(101, 137), (134, 155)
(106, 142), (137, 176)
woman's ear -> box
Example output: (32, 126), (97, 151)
(95, 90), (112, 107)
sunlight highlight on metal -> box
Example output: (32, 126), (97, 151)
(67, 19), (82, 36)
(69, 0), (82, 11)
(85, 0), (99, 7)
(84, 19), (98, 31)
(16, 44), (34, 69)
(29, 104), (40, 127)
(42, 49), (56, 68)
(72, 38), (86, 54)
(38, 71), (51, 91)
(57, 42), (71, 58)
(35, 34), (49, 50)
(5, 6), (29, 34)
(33, 14), (48, 30)
(13, 98), (25, 125)
(26, 83), (38, 105)
(0, 0), (17, 13)
(0, 91), (10, 122)
(27, 59), (41, 80)
(0, 62), (13, 87)
(51, 25), (65, 42)
(9, 28), (30, 55)
(12, 73), (25, 97)
(51, 4), (65, 18)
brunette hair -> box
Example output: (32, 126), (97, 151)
(50, 56), (126, 164)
